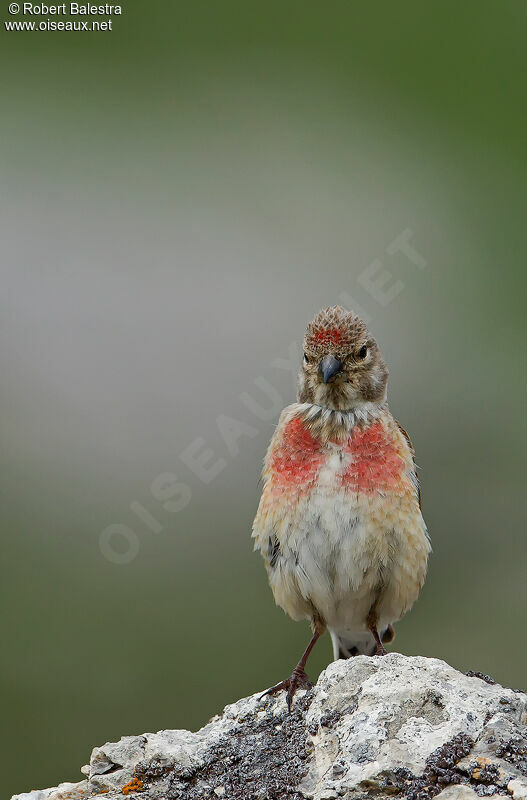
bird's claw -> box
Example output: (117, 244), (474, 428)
(259, 667), (313, 711)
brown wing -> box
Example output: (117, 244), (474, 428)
(395, 420), (422, 510)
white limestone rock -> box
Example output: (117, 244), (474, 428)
(11, 654), (527, 800)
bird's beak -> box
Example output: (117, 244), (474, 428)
(319, 355), (342, 384)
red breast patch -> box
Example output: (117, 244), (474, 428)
(340, 421), (404, 493)
(271, 418), (323, 489)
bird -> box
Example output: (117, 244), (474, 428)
(252, 306), (430, 710)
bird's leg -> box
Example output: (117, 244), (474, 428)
(367, 604), (387, 656)
(260, 616), (325, 711)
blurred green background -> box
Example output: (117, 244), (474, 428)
(2, 2), (527, 796)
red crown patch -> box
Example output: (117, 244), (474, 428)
(311, 327), (346, 347)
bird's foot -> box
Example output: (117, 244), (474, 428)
(375, 643), (387, 656)
(259, 666), (313, 711)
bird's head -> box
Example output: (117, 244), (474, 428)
(298, 306), (388, 411)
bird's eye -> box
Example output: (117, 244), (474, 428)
(303, 352), (308, 363)
(357, 345), (368, 360)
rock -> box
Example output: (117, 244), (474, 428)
(435, 787), (480, 800)
(508, 779), (527, 800)
(11, 783), (90, 800)
(11, 654), (527, 800)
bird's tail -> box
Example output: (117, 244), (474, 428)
(329, 625), (395, 659)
